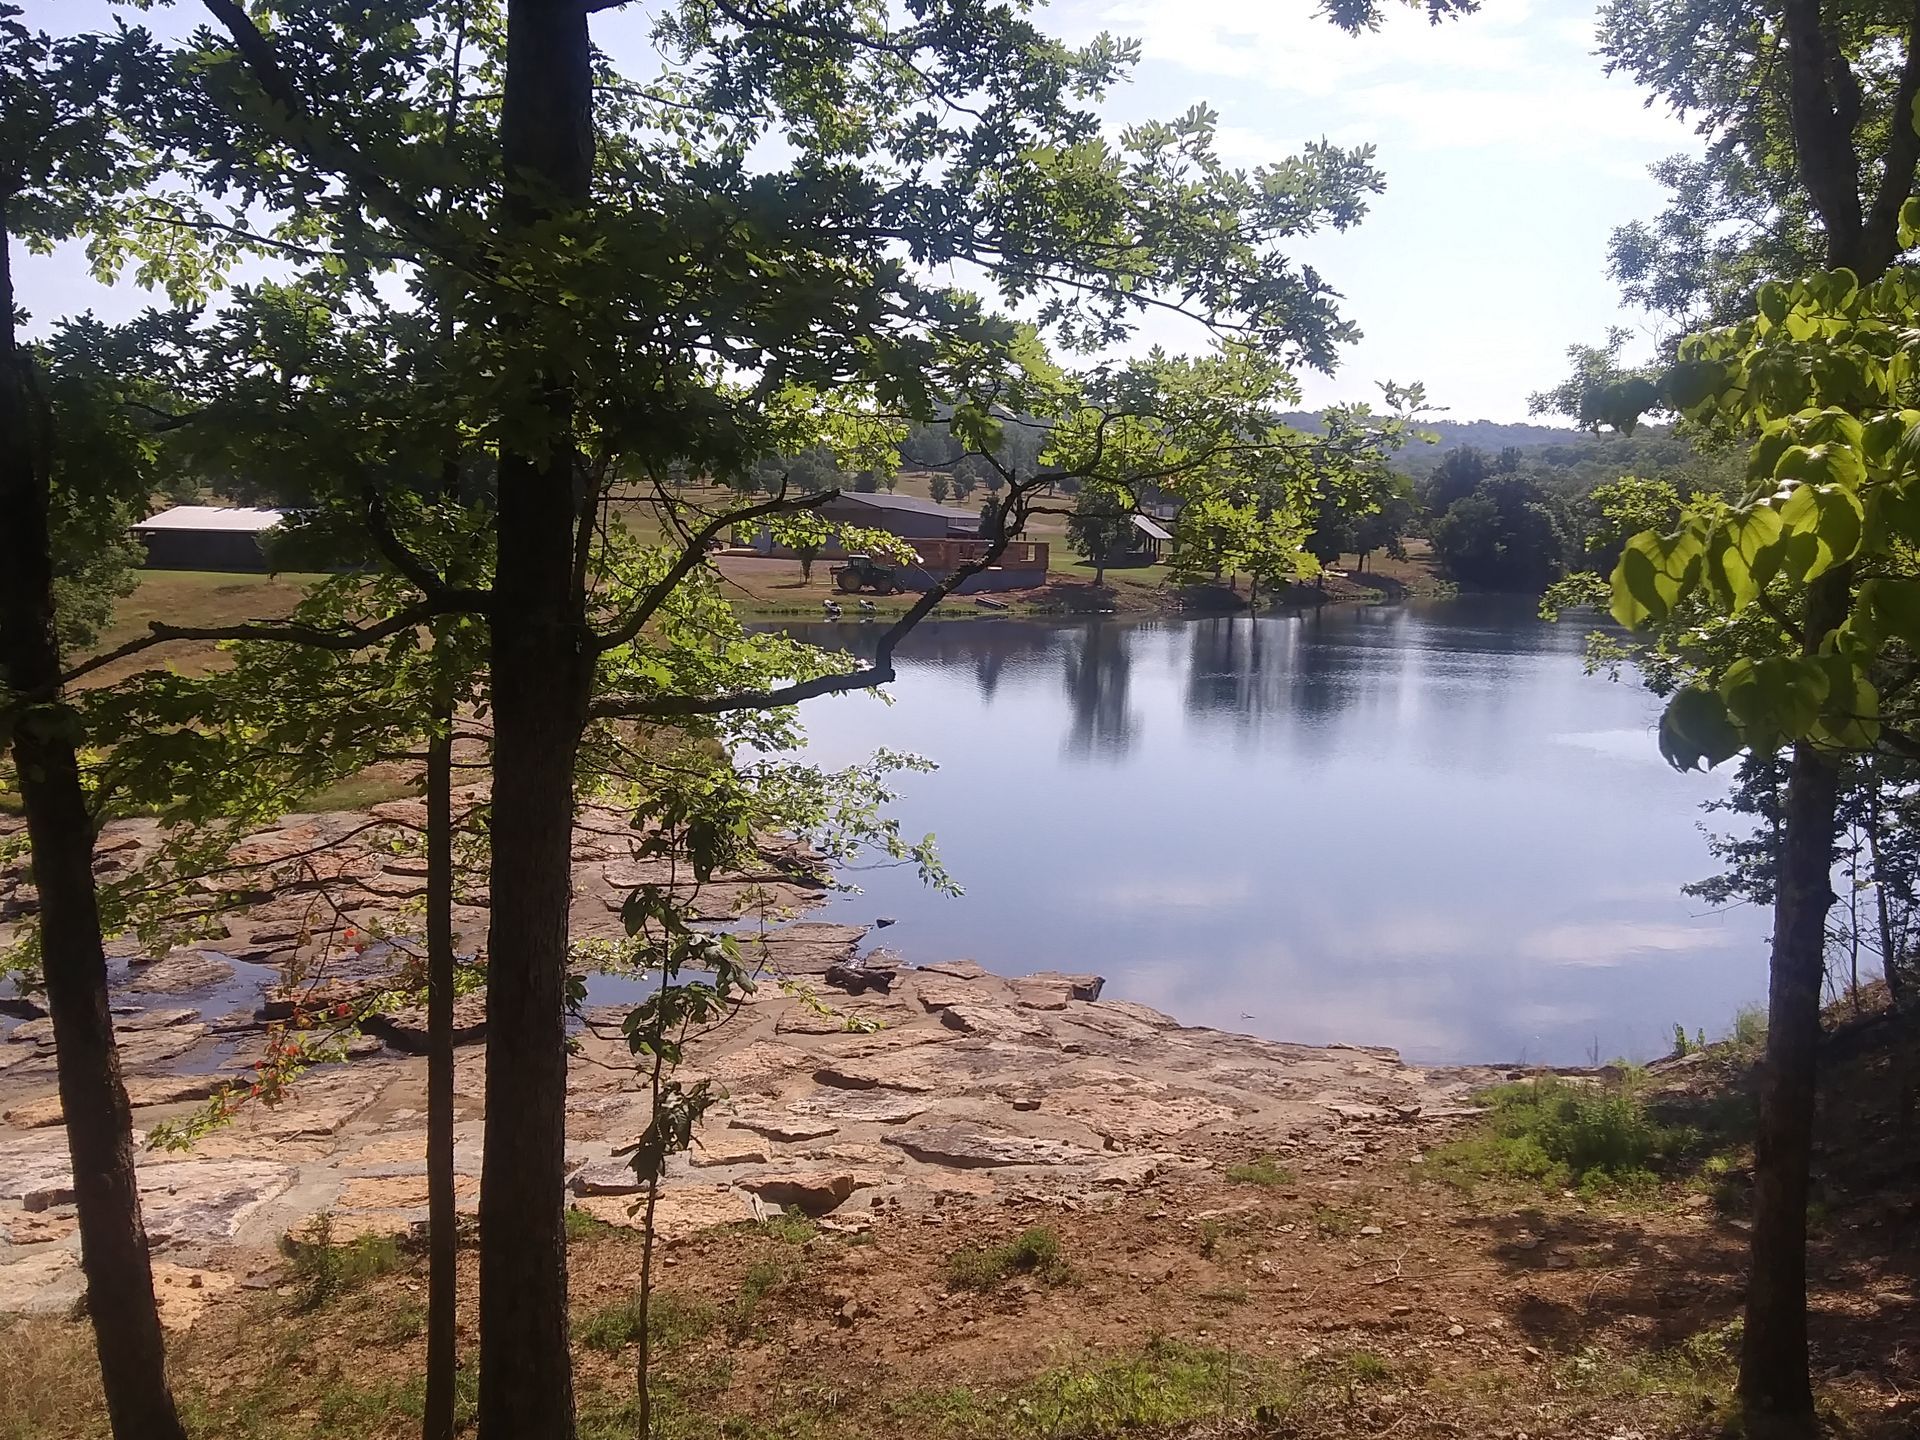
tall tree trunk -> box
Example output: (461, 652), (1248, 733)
(0, 210), (186, 1440)
(1737, 1), (1912, 1419)
(1738, 570), (1849, 1439)
(477, 3), (594, 1437)
(1865, 765), (1904, 1006)
(423, 691), (457, 1440)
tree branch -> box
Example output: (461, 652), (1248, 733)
(589, 486), (833, 654)
(364, 486), (453, 597)
(1863, 0), (1920, 273)
(198, 0), (480, 275)
(54, 590), (491, 693)
(1780, 0), (1867, 267)
(589, 480), (1045, 719)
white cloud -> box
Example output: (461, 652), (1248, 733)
(1525, 919), (1729, 967)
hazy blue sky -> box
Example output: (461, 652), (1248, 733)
(19, 0), (1699, 422)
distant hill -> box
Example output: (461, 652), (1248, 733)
(1280, 413), (1587, 451)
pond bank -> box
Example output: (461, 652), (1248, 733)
(0, 801), (1505, 1318)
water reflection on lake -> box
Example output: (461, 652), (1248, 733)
(769, 598), (1772, 1066)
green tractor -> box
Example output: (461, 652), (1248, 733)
(831, 554), (904, 594)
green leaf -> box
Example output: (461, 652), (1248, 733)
(1854, 578), (1920, 646)
(1608, 527), (1703, 630)
(1756, 282), (1788, 326)
(1775, 483), (1864, 580)
(1902, 194), (1920, 250)
(1705, 505), (1784, 611)
(1720, 655), (1828, 750)
(1811, 656), (1880, 750)
(1665, 359), (1727, 411)
(1773, 442), (1865, 490)
(1659, 687), (1744, 771)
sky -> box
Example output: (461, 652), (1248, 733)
(18, 0), (1701, 423)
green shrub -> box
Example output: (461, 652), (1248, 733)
(753, 1213), (816, 1245)
(283, 1214), (404, 1308)
(947, 1226), (1067, 1291)
(1729, 1004), (1768, 1053)
(1428, 1076), (1692, 1196)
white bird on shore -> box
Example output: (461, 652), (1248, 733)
(858, 598), (877, 614)
(823, 599), (842, 617)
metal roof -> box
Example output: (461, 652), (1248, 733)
(833, 491), (980, 521)
(1132, 514), (1174, 542)
(134, 505), (286, 533)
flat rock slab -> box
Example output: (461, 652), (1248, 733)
(917, 960), (989, 980)
(882, 1125), (1102, 1170)
(116, 1006), (204, 1032)
(790, 1091), (932, 1124)
(689, 1141), (770, 1168)
(1021, 972), (1105, 1001)
(127, 952), (234, 995)
(0, 1247), (83, 1315)
(736, 1170), (857, 1215)
(5, 1074), (235, 1129)
(362, 993), (488, 1053)
(745, 923), (869, 976)
(813, 1060), (941, 1094)
(572, 1185), (754, 1239)
(335, 1174), (479, 1209)
(116, 1024), (212, 1067)
(729, 1113), (839, 1143)
(572, 1160), (645, 1197)
(913, 975), (1010, 1013)
(938, 1005), (1053, 1042)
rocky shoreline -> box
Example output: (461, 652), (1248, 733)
(0, 805), (1498, 1322)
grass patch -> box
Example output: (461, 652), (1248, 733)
(1195, 1285), (1250, 1306)
(947, 1226), (1068, 1292)
(1427, 1075), (1694, 1198)
(1556, 1320), (1738, 1409)
(566, 1205), (619, 1242)
(722, 1255), (802, 1339)
(0, 1318), (100, 1440)
(1310, 1203), (1364, 1238)
(283, 1214), (405, 1309)
(299, 765), (419, 813)
(753, 1213), (818, 1245)
(1224, 1155), (1295, 1187)
(905, 1338), (1256, 1438)
(575, 1290), (717, 1355)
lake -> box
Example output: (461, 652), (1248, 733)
(768, 597), (1773, 1066)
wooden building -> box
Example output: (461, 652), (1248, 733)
(133, 506), (285, 571)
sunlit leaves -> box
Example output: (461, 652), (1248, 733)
(1610, 526), (1703, 629)
(1703, 505), (1783, 612)
(1774, 482), (1863, 581)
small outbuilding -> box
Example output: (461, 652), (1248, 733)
(132, 506), (286, 571)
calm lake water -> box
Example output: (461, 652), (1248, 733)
(771, 598), (1773, 1066)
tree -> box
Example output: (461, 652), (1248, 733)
(1429, 471), (1569, 591)
(1572, 1), (1920, 1428)
(1066, 483), (1133, 584)
(928, 472), (951, 504)
(1418, 444), (1491, 515)
(950, 454), (986, 503)
(149, 3), (1412, 1434)
(0, 15), (189, 1436)
(1604, 254), (1920, 1440)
